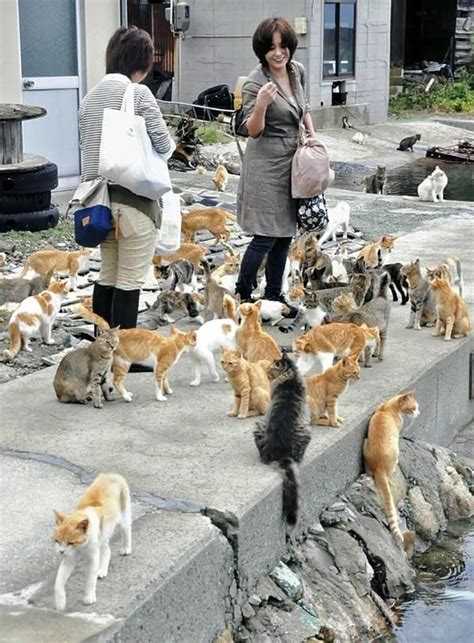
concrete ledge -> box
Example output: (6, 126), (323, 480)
(310, 103), (370, 129)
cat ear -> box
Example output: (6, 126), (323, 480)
(145, 301), (151, 309)
(54, 510), (65, 524)
(414, 258), (420, 265)
(255, 300), (262, 310)
(190, 331), (197, 342)
(76, 518), (89, 533)
(360, 323), (368, 329)
(235, 293), (241, 304)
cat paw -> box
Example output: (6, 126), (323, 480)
(237, 414), (248, 420)
(83, 593), (96, 605)
(24, 346), (33, 352)
(227, 411), (238, 417)
(211, 375), (220, 383)
(45, 339), (56, 345)
(443, 336), (452, 342)
(166, 388), (174, 395)
(413, 326), (421, 331)
(156, 394), (167, 402)
(122, 391), (133, 402)
(432, 331), (440, 337)
(93, 401), (104, 409)
(337, 416), (344, 423)
(425, 322), (435, 327)
(55, 594), (66, 611)
(97, 569), (108, 579)
(364, 363), (372, 368)
(120, 546), (132, 556)
(189, 380), (200, 387)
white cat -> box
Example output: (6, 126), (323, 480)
(417, 166), (448, 202)
(188, 318), (238, 386)
(258, 300), (289, 325)
(352, 132), (366, 145)
(318, 201), (351, 247)
(331, 244), (349, 282)
(218, 272), (238, 295)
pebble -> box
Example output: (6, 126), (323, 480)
(248, 594), (261, 607)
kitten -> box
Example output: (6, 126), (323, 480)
(0, 270), (54, 305)
(293, 322), (380, 375)
(153, 242), (208, 269)
(237, 301), (282, 363)
(181, 207), (237, 245)
(154, 259), (197, 292)
(213, 164), (229, 191)
(417, 165), (448, 202)
(317, 201), (351, 247)
(3, 279), (70, 361)
(279, 290), (328, 334)
(138, 292), (200, 328)
(402, 259), (437, 330)
(363, 165), (386, 195)
(426, 256), (464, 298)
(305, 356), (360, 427)
(397, 133), (421, 152)
(363, 392), (419, 552)
(358, 235), (396, 268)
(220, 348), (270, 419)
(196, 165), (207, 175)
(53, 473), (131, 610)
(53, 327), (119, 408)
(253, 353), (311, 526)
(430, 277), (470, 341)
(19, 248), (91, 290)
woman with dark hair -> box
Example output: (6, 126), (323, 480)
(79, 26), (174, 331)
(235, 17), (315, 312)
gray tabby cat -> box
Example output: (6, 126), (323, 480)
(279, 290), (328, 334)
(154, 259), (196, 292)
(402, 259), (437, 330)
(53, 327), (119, 408)
(0, 271), (53, 305)
(363, 166), (386, 195)
(138, 291), (199, 328)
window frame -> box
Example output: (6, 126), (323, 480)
(323, 0), (357, 80)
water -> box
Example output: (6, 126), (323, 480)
(333, 159), (474, 202)
(391, 519), (474, 643)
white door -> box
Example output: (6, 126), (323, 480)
(18, 0), (82, 189)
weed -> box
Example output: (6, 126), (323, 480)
(197, 125), (231, 145)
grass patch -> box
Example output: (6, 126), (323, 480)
(197, 125), (231, 144)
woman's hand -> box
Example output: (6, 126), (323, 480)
(256, 82), (278, 109)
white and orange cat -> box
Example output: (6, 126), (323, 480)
(430, 276), (470, 341)
(3, 279), (69, 361)
(293, 322), (380, 375)
(305, 356), (360, 427)
(153, 242), (208, 269)
(53, 473), (131, 611)
(19, 248), (91, 290)
(237, 301), (282, 363)
(363, 392), (419, 553)
(211, 250), (241, 294)
(220, 348), (270, 419)
(358, 235), (396, 268)
(213, 164), (229, 191)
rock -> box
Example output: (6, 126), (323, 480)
(408, 486), (440, 540)
(269, 562), (303, 601)
(181, 192), (197, 206)
(248, 594), (262, 607)
(325, 528), (372, 597)
(256, 576), (287, 603)
(440, 465), (474, 521)
(242, 602), (255, 620)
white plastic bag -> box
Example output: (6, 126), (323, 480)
(155, 191), (182, 254)
(99, 83), (173, 200)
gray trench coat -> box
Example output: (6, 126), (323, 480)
(237, 60), (310, 238)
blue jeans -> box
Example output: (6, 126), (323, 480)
(235, 235), (292, 300)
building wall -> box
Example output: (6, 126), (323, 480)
(83, 0), (121, 92)
(0, 0), (23, 103)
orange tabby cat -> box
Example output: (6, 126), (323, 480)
(153, 242), (207, 269)
(213, 164), (229, 191)
(220, 348), (270, 419)
(181, 208), (237, 245)
(305, 356), (360, 427)
(211, 252), (241, 282)
(237, 301), (282, 362)
(363, 392), (419, 552)
(358, 235), (396, 268)
(332, 292), (358, 314)
(19, 248), (91, 289)
(430, 277), (470, 340)
(293, 322), (380, 374)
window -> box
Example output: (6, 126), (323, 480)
(323, 1), (356, 78)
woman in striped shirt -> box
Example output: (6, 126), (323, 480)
(79, 26), (174, 330)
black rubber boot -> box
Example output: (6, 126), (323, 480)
(92, 283), (114, 334)
(111, 289), (152, 372)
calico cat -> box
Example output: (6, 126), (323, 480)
(0, 270), (54, 305)
(279, 289), (328, 334)
(213, 164), (229, 191)
(427, 256), (464, 298)
(19, 248), (91, 290)
(154, 259), (197, 292)
(53, 473), (132, 610)
(293, 322), (380, 375)
(181, 207), (237, 244)
(430, 277), (470, 341)
(153, 242), (208, 269)
(397, 133), (421, 152)
(363, 166), (386, 195)
(358, 235), (396, 268)
(237, 301), (282, 362)
(253, 353), (311, 526)
(53, 327), (119, 408)
(363, 392), (419, 552)
(138, 292), (199, 328)
(402, 259), (437, 330)
(220, 348), (270, 419)
(317, 201), (351, 247)
(3, 279), (70, 361)
(417, 165), (448, 202)
(305, 356), (360, 427)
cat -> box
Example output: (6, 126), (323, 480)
(293, 322), (380, 375)
(202, 259), (236, 321)
(352, 132), (366, 145)
(53, 327), (119, 408)
(0, 252), (5, 266)
(0, 270), (54, 305)
(363, 392), (419, 552)
(19, 248), (91, 290)
(153, 242), (208, 269)
(304, 265), (347, 291)
(301, 235), (333, 280)
(317, 201), (351, 247)
(196, 165), (207, 175)
(211, 251), (241, 295)
(417, 166), (448, 202)
(253, 353), (311, 526)
(397, 133), (421, 152)
(237, 301), (282, 362)
(3, 279), (70, 361)
(213, 164), (229, 191)
(430, 277), (471, 341)
(138, 292), (200, 328)
(402, 259), (437, 330)
(154, 259), (197, 292)
(380, 263), (409, 305)
(220, 348), (270, 419)
(53, 473), (132, 610)
(363, 166), (386, 195)
(305, 356), (360, 427)
(181, 207), (237, 245)
(258, 299), (290, 325)
(279, 289), (328, 334)
(426, 256), (464, 298)
(358, 235), (396, 268)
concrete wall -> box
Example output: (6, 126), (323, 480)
(83, 0), (121, 92)
(0, 0), (22, 103)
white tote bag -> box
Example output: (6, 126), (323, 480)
(99, 83), (173, 200)
(155, 190), (182, 254)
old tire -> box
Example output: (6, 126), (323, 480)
(0, 191), (51, 214)
(0, 204), (59, 233)
(0, 163), (58, 195)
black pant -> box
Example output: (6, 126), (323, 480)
(235, 235), (292, 301)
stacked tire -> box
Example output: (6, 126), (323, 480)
(0, 162), (59, 232)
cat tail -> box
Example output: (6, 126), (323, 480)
(455, 258), (464, 298)
(3, 319), (21, 361)
(223, 294), (237, 322)
(18, 259), (30, 279)
(201, 258), (211, 280)
(280, 458), (299, 526)
(373, 471), (404, 546)
(378, 272), (391, 299)
(220, 240), (236, 256)
(223, 211), (237, 221)
(72, 304), (110, 330)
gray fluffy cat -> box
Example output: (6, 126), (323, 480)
(0, 271), (53, 305)
(53, 328), (119, 408)
(363, 166), (386, 194)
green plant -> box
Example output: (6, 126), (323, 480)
(197, 125), (231, 145)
